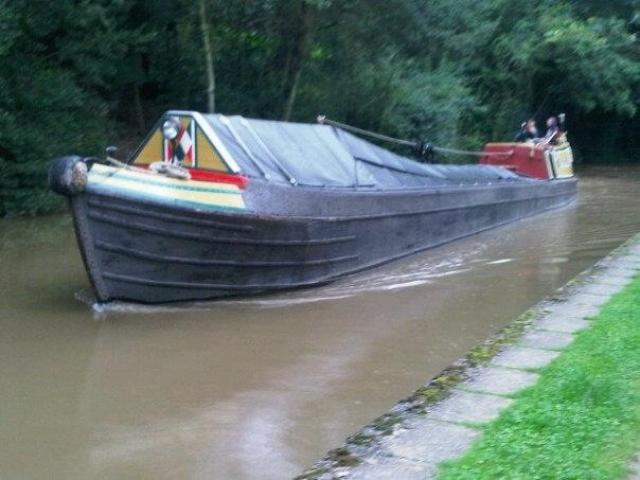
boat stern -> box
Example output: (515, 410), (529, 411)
(481, 142), (575, 180)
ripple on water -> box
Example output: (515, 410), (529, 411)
(79, 244), (487, 315)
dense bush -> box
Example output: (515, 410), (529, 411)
(1, 0), (639, 215)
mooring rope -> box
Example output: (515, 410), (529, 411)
(433, 146), (502, 157)
(105, 156), (150, 174)
(81, 156), (150, 187)
(82, 156), (192, 187)
(317, 116), (513, 158)
(317, 116), (416, 148)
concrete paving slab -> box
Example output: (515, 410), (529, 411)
(627, 244), (640, 255)
(602, 255), (640, 267)
(599, 267), (638, 280)
(346, 456), (434, 480)
(568, 292), (609, 306)
(519, 330), (575, 350)
(535, 315), (590, 333)
(628, 454), (640, 480)
(546, 302), (601, 319)
(461, 367), (539, 396)
(612, 258), (640, 269)
(427, 390), (512, 424)
(580, 283), (625, 297)
(627, 455), (640, 480)
(382, 419), (480, 465)
(491, 346), (560, 370)
(595, 255), (633, 265)
(588, 276), (631, 287)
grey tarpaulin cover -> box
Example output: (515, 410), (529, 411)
(205, 115), (521, 189)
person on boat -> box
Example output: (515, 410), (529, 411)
(555, 113), (568, 144)
(514, 119), (538, 142)
(540, 116), (560, 146)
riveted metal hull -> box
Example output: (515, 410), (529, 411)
(68, 177), (577, 303)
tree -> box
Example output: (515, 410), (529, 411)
(1, 0), (639, 215)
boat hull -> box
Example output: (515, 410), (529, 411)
(69, 177), (577, 303)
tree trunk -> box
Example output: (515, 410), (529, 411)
(281, 2), (312, 121)
(283, 67), (303, 122)
(199, 0), (215, 113)
(133, 83), (146, 134)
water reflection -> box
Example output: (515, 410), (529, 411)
(1, 167), (640, 479)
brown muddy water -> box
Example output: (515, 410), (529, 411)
(1, 166), (640, 480)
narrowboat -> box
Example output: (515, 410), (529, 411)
(49, 111), (577, 303)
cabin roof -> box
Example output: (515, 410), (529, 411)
(176, 111), (523, 188)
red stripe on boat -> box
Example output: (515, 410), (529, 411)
(187, 168), (249, 188)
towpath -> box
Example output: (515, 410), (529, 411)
(630, 457), (640, 480)
(298, 235), (640, 480)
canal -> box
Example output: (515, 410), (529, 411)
(1, 166), (640, 479)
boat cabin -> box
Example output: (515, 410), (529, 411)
(127, 110), (563, 192)
(480, 142), (574, 180)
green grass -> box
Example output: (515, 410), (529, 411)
(437, 275), (640, 480)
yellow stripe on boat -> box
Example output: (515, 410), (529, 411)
(87, 164), (246, 211)
(549, 145), (574, 179)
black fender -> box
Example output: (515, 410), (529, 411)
(48, 156), (90, 196)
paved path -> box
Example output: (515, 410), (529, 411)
(630, 456), (640, 480)
(299, 236), (640, 480)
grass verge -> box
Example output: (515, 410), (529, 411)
(437, 275), (640, 480)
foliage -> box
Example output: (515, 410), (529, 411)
(0, 0), (639, 215)
(0, 0), (153, 215)
(437, 275), (640, 480)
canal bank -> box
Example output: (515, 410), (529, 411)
(297, 234), (640, 479)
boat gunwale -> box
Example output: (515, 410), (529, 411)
(85, 178), (576, 225)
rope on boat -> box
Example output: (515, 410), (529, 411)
(317, 116), (513, 159)
(433, 146), (501, 157)
(105, 156), (150, 173)
(317, 116), (416, 148)
(93, 156), (191, 181)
